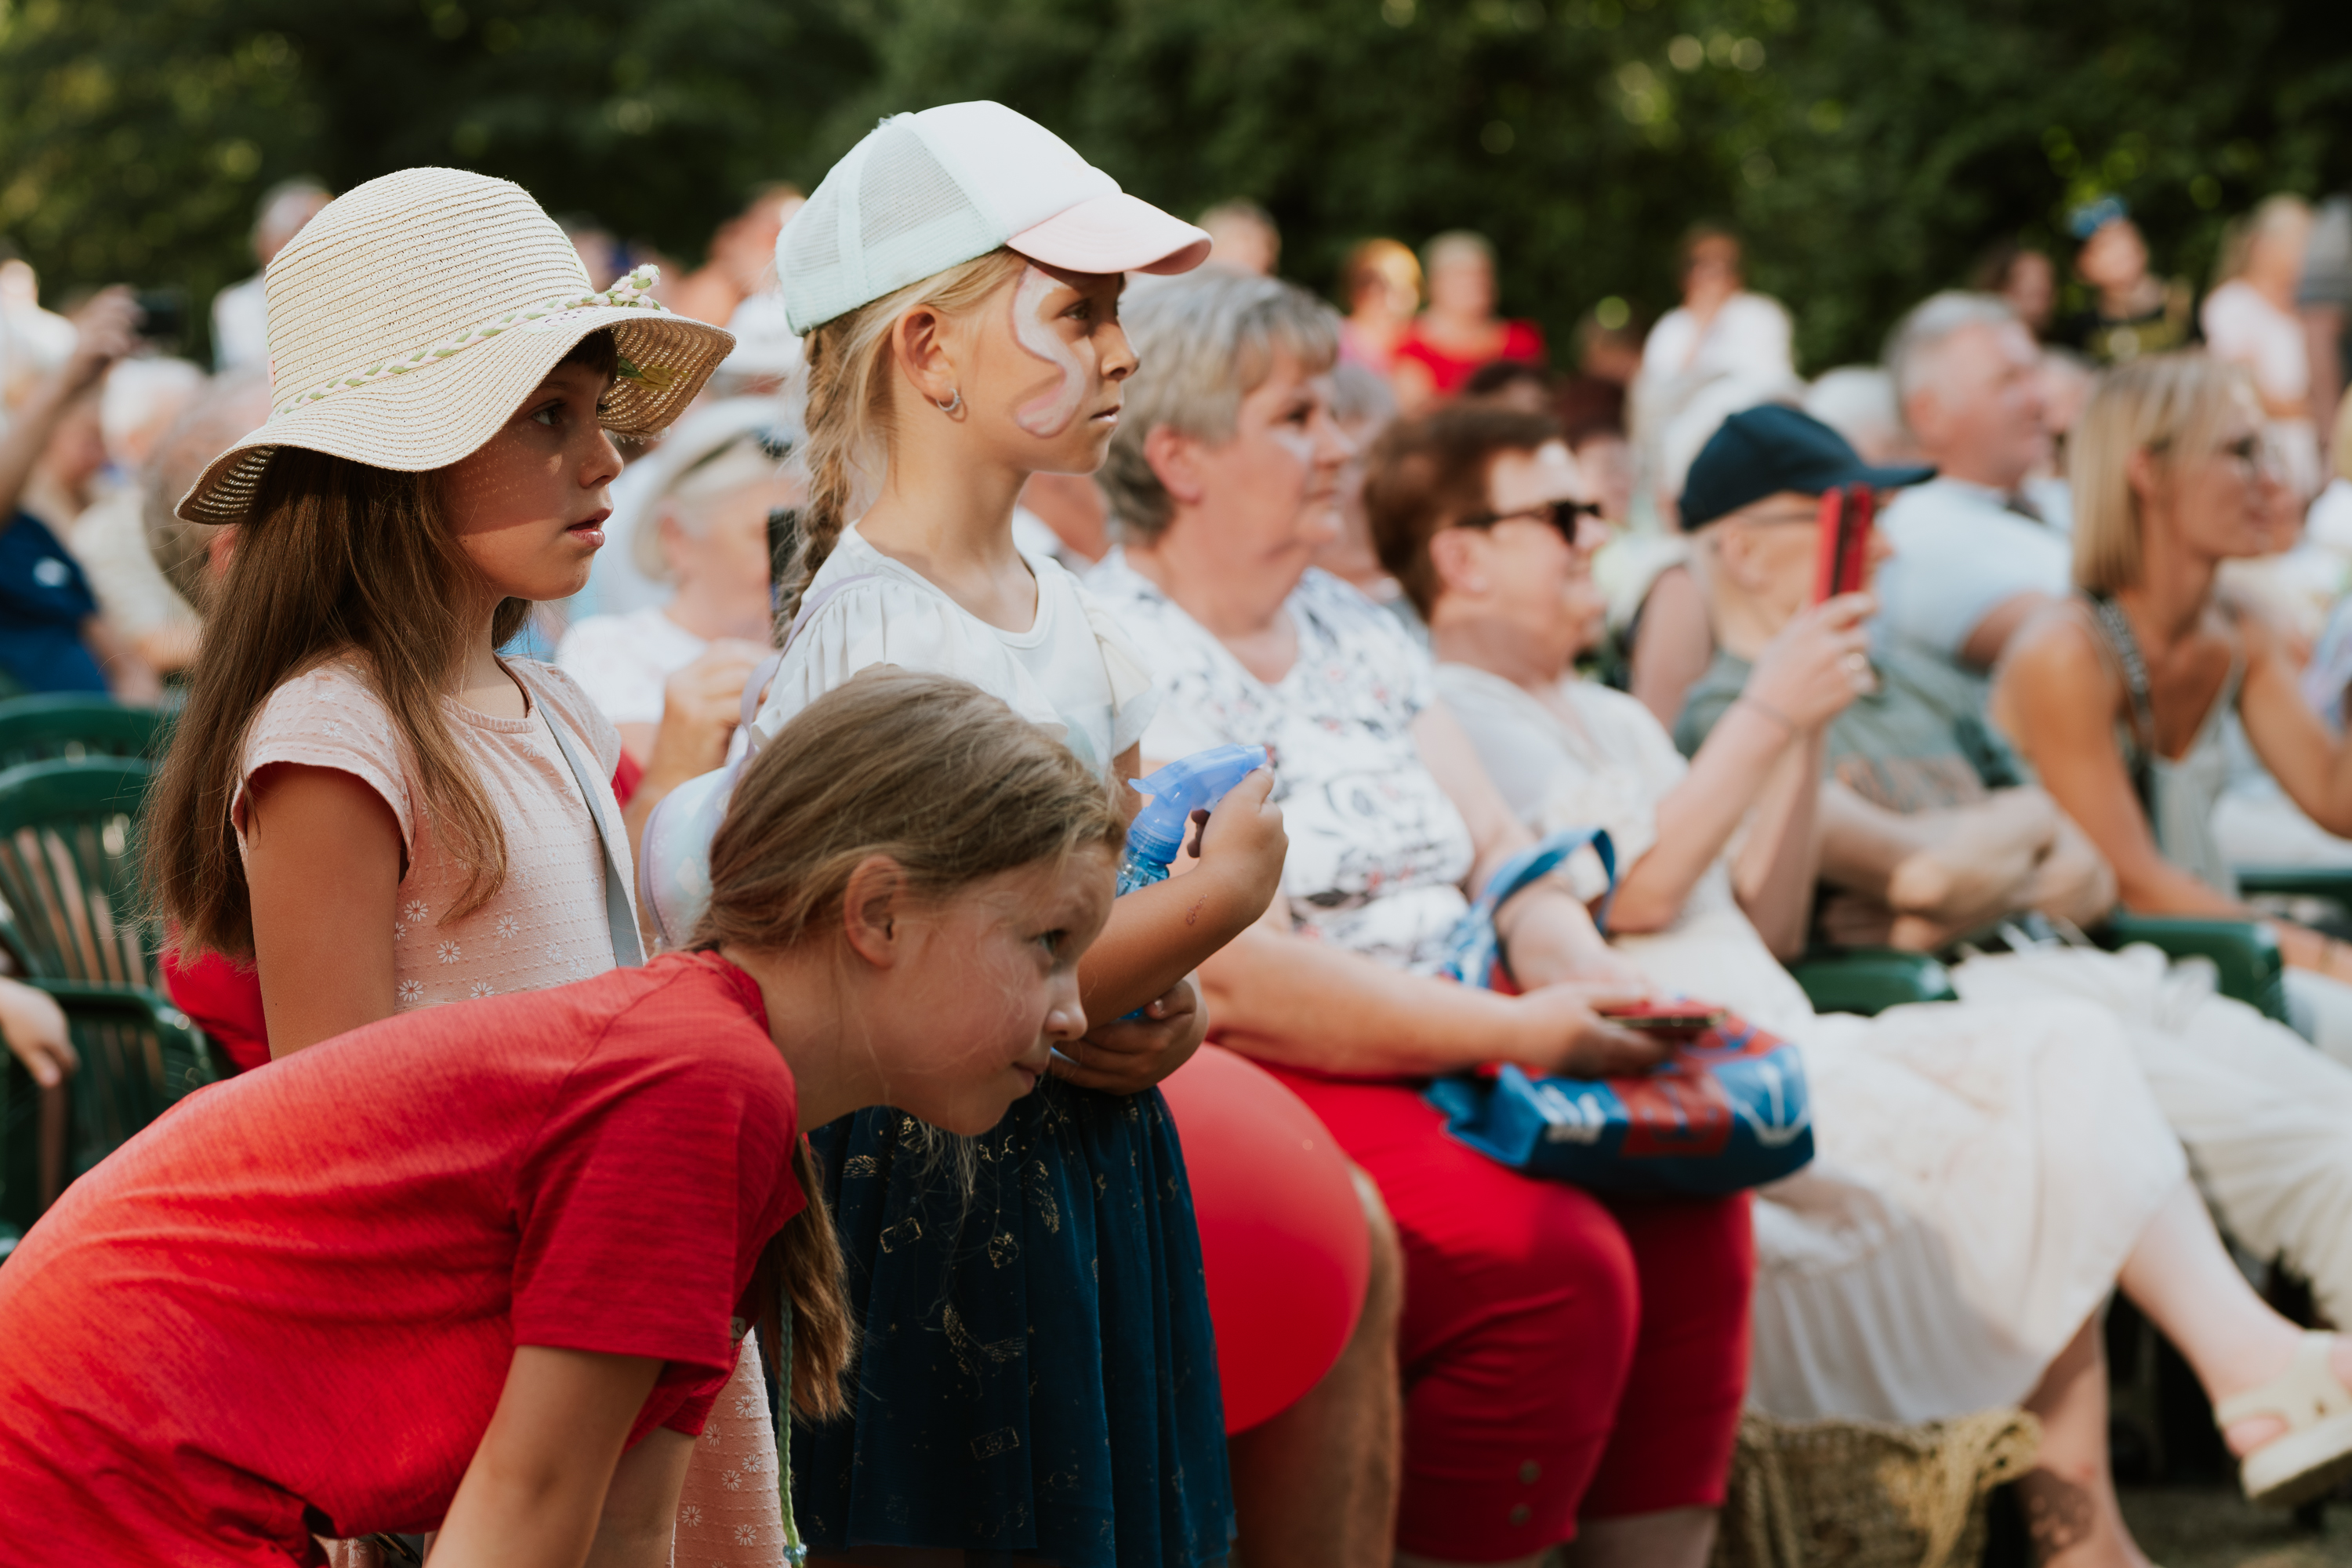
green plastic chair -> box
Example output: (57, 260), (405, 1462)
(0, 984), (220, 1241)
(2099, 912), (2290, 1023)
(0, 757), (160, 993)
(1788, 948), (1960, 1016)
(0, 694), (168, 771)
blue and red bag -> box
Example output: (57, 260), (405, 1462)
(1422, 827), (1814, 1196)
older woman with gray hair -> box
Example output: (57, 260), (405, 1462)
(1090, 270), (1754, 1568)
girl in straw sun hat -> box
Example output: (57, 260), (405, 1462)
(141, 167), (788, 1564)
(727, 100), (1367, 1568)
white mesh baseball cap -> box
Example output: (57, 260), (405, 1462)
(779, 101), (1212, 334)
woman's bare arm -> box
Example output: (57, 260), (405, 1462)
(1610, 699), (1803, 937)
(243, 764), (402, 1054)
(1200, 898), (1660, 1080)
(1993, 615), (2241, 916)
(2237, 613), (2352, 838)
(1413, 702), (1636, 987)
(430, 1347), (663, 1568)
(1628, 564), (1715, 728)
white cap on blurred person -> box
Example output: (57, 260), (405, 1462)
(778, 100), (1211, 334)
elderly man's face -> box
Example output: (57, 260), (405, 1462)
(1909, 320), (2049, 489)
(1709, 488), (1893, 632)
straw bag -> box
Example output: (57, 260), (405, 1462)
(1709, 1409), (2041, 1568)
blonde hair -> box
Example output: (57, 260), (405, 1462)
(2071, 351), (2256, 595)
(774, 247), (1029, 625)
(690, 666), (1122, 1415)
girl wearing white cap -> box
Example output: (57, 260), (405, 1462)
(745, 103), (1299, 1566)
(141, 169), (790, 1563)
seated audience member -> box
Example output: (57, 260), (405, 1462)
(1875, 292), (2072, 672)
(1392, 231), (1545, 412)
(0, 670), (1127, 1566)
(71, 357), (206, 674)
(1674, 405), (2352, 1370)
(1338, 237), (1422, 375)
(1308, 360), (1414, 624)
(0, 290), (155, 700)
(1801, 365), (1915, 466)
(1628, 227), (1796, 529)
(1994, 353), (2352, 1051)
(1461, 358), (1553, 414)
(1617, 398), (1886, 730)
(140, 372), (274, 630)
(1374, 397), (2352, 1541)
(666, 183), (801, 328)
(2204, 195), (2324, 499)
(557, 402), (790, 812)
(2059, 196), (2198, 368)
(1199, 198), (1282, 277)
(1093, 268), (1748, 1568)
(1970, 239), (2058, 339)
(209, 179), (332, 372)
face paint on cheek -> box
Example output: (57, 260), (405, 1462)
(1011, 265), (1087, 438)
(1265, 423), (1317, 467)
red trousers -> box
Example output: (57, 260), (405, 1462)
(1269, 1069), (1754, 1563)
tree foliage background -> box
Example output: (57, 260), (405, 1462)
(4, 0), (2350, 368)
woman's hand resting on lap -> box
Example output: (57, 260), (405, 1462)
(1509, 983), (1671, 1078)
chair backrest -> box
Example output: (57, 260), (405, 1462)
(0, 757), (159, 990)
(2, 984), (225, 1235)
(0, 695), (166, 771)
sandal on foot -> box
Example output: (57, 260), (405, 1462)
(2216, 1330), (2352, 1508)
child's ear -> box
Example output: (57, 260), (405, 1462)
(840, 854), (909, 967)
(891, 306), (961, 411)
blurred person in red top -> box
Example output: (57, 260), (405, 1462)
(1393, 230), (1546, 411)
(0, 669), (1121, 1568)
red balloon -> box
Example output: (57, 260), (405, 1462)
(1161, 1044), (1370, 1434)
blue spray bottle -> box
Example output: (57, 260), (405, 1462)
(1116, 743), (1272, 895)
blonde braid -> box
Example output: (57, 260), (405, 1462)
(771, 247), (1032, 634)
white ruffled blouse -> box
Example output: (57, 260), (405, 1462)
(749, 523), (1159, 782)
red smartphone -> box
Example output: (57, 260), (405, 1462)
(1811, 484), (1876, 603)
(1597, 1000), (1724, 1034)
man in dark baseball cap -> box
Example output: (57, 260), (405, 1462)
(1677, 404), (1935, 533)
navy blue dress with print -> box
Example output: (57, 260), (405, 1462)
(793, 1076), (1233, 1568)
(0, 513), (106, 695)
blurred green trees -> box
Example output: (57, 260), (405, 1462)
(4, 0), (2348, 367)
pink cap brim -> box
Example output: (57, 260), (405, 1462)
(1009, 192), (1214, 278)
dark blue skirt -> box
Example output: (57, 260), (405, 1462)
(792, 1076), (1234, 1568)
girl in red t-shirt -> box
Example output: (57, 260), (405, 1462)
(0, 669), (1123, 1568)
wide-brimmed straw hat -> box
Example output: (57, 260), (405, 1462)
(177, 167), (733, 524)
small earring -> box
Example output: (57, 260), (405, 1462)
(935, 387), (964, 415)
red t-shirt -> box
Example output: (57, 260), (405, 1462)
(0, 951), (800, 1566)
(1393, 318), (1548, 396)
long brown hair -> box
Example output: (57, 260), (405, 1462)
(692, 665), (1123, 1416)
(145, 334), (615, 957)
(772, 248), (1029, 627)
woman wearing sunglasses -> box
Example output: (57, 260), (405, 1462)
(1994, 352), (2352, 1054)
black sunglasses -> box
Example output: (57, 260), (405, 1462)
(1459, 498), (1604, 542)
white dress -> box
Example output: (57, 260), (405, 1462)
(1436, 662), (2187, 1422)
